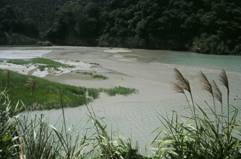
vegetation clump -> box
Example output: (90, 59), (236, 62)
(103, 86), (136, 96)
(153, 69), (241, 159)
(0, 69), (135, 112)
(7, 58), (72, 71)
(0, 91), (146, 159)
(0, 69), (96, 111)
(82, 71), (108, 80)
(0, 0), (241, 54)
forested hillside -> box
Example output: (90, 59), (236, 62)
(0, 0), (241, 54)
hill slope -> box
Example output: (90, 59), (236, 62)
(0, 0), (241, 54)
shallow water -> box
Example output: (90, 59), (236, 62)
(1, 46), (241, 155)
(0, 49), (50, 59)
(119, 50), (241, 73)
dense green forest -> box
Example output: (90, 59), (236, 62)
(0, 0), (241, 54)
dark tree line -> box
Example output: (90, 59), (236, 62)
(0, 0), (241, 54)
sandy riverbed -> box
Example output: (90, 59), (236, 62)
(1, 46), (241, 155)
(0, 48), (102, 78)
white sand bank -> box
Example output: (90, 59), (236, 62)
(0, 59), (96, 78)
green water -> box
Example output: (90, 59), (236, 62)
(123, 49), (241, 73)
(144, 51), (241, 73)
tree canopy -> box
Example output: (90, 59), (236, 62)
(0, 0), (241, 54)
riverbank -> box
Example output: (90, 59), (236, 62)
(1, 46), (241, 154)
(1, 69), (241, 158)
(0, 69), (136, 111)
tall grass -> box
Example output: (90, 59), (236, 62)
(153, 69), (241, 159)
(0, 69), (136, 111)
(0, 91), (21, 159)
(15, 106), (145, 159)
(17, 115), (59, 159)
(0, 89), (144, 159)
(87, 106), (145, 159)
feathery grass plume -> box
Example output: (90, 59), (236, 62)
(173, 82), (191, 106)
(212, 80), (222, 105)
(200, 71), (213, 96)
(219, 70), (230, 114)
(173, 68), (197, 127)
(200, 71), (216, 114)
(219, 70), (229, 92)
(173, 82), (184, 94)
(174, 68), (191, 93)
(212, 80), (224, 130)
(156, 71), (241, 159)
(219, 70), (230, 132)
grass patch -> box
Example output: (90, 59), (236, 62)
(7, 58), (72, 70)
(103, 86), (136, 96)
(0, 69), (98, 111)
(0, 70), (135, 111)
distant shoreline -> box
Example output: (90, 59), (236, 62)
(1, 45), (241, 56)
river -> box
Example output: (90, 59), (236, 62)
(1, 46), (241, 155)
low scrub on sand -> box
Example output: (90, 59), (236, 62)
(0, 69), (241, 159)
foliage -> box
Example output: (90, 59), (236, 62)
(7, 58), (72, 71)
(0, 69), (96, 111)
(0, 0), (241, 54)
(0, 69), (135, 111)
(87, 107), (147, 159)
(1, 69), (241, 158)
(0, 90), (145, 159)
(153, 69), (241, 159)
(17, 116), (59, 159)
(103, 86), (136, 96)
(0, 91), (20, 159)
